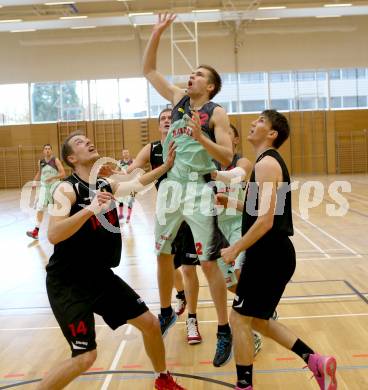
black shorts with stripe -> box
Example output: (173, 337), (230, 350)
(233, 235), (296, 319)
(46, 269), (148, 357)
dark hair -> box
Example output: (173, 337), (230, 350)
(198, 64), (222, 99)
(262, 110), (290, 148)
(230, 124), (239, 138)
(43, 143), (52, 149)
(158, 108), (172, 123)
(61, 131), (85, 168)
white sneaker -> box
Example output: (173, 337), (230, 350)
(175, 295), (186, 316)
(186, 318), (202, 345)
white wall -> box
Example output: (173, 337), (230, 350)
(0, 16), (367, 84)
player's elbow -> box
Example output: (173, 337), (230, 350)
(48, 228), (61, 245)
(221, 149), (233, 166)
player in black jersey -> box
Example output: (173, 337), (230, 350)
(221, 111), (337, 390)
(36, 132), (185, 390)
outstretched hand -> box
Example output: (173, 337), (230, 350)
(153, 12), (177, 35)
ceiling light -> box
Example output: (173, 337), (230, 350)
(316, 15), (342, 17)
(44, 1), (75, 5)
(11, 29), (36, 32)
(59, 15), (88, 20)
(255, 17), (281, 20)
(71, 25), (96, 29)
(324, 3), (352, 7)
(0, 19), (23, 23)
(128, 12), (154, 16)
(192, 9), (220, 13)
(258, 6), (287, 10)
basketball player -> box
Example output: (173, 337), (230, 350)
(26, 144), (65, 240)
(143, 12), (233, 367)
(36, 132), (185, 390)
(123, 108), (188, 316)
(221, 110), (337, 390)
(116, 148), (135, 222)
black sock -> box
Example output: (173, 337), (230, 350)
(160, 306), (173, 317)
(35, 227), (39, 231)
(291, 339), (314, 364)
(217, 323), (231, 334)
(236, 364), (253, 387)
(176, 290), (185, 299)
(188, 313), (197, 319)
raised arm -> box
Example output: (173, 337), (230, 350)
(143, 13), (185, 105)
(126, 143), (151, 173)
(110, 142), (176, 198)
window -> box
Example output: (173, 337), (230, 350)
(60, 80), (89, 121)
(90, 79), (120, 120)
(329, 69), (341, 80)
(241, 100), (266, 112)
(149, 79), (171, 117)
(331, 97), (342, 108)
(0, 83), (29, 125)
(343, 96), (358, 108)
(297, 71), (316, 81)
(270, 99), (291, 111)
(297, 97), (316, 110)
(357, 68), (367, 79)
(358, 96), (367, 107)
(212, 73), (239, 113)
(269, 72), (291, 83)
(119, 78), (148, 118)
(31, 82), (61, 123)
(341, 69), (358, 80)
(239, 72), (265, 84)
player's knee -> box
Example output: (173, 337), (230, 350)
(74, 349), (97, 371)
(135, 311), (161, 335)
(182, 265), (196, 278)
(200, 260), (217, 276)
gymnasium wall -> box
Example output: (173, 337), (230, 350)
(0, 17), (367, 83)
(0, 109), (367, 188)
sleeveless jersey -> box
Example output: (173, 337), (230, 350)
(118, 159), (133, 170)
(163, 95), (218, 181)
(150, 140), (166, 189)
(215, 154), (245, 223)
(40, 157), (59, 185)
(242, 149), (293, 238)
(46, 174), (122, 280)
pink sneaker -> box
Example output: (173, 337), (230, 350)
(235, 386), (252, 390)
(308, 353), (337, 390)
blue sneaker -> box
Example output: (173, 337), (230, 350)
(213, 332), (232, 367)
(158, 311), (177, 337)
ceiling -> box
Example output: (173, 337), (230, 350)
(0, 0), (367, 33)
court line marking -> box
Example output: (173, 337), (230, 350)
(1, 312), (368, 331)
(293, 210), (361, 257)
(294, 227), (330, 258)
(100, 325), (132, 390)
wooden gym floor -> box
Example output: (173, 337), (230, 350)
(0, 174), (367, 389)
